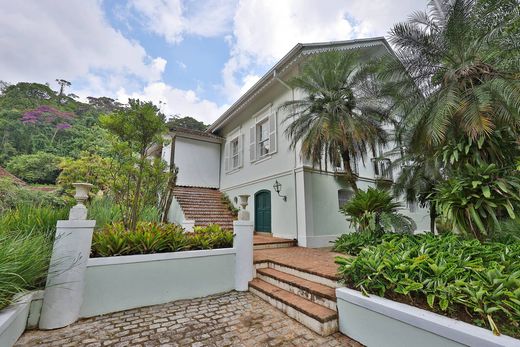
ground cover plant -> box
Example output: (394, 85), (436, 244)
(0, 204), (68, 310)
(336, 233), (520, 337)
(91, 222), (233, 257)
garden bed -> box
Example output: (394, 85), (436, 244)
(335, 233), (520, 339)
(336, 287), (520, 347)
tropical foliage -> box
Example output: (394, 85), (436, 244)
(336, 233), (520, 337)
(91, 223), (233, 257)
(100, 99), (168, 231)
(6, 152), (63, 184)
(339, 187), (416, 235)
(433, 163), (520, 240)
(281, 50), (388, 190)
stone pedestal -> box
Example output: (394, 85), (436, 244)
(39, 219), (96, 329)
(234, 220), (254, 291)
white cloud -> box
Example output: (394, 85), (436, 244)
(116, 82), (228, 124)
(0, 0), (164, 88)
(128, 0), (236, 43)
(221, 0), (428, 102)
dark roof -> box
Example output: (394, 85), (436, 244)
(0, 166), (26, 186)
(207, 37), (392, 133)
(169, 126), (224, 141)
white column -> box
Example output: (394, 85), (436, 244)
(39, 220), (96, 329)
(234, 220), (254, 291)
(39, 182), (96, 329)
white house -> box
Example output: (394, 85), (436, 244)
(162, 37), (430, 248)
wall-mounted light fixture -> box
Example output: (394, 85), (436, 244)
(273, 180), (287, 202)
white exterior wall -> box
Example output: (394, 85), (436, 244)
(163, 136), (221, 188)
(214, 66), (431, 246)
(218, 84), (301, 240)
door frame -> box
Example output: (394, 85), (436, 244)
(254, 189), (272, 233)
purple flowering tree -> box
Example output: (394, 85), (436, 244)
(21, 105), (75, 145)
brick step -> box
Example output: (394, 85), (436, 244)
(254, 262), (340, 289)
(174, 195), (223, 200)
(249, 279), (338, 336)
(184, 212), (234, 217)
(191, 217), (235, 223)
(185, 214), (235, 220)
(255, 268), (337, 311)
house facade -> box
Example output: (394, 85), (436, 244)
(161, 37), (430, 248)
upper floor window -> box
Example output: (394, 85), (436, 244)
(225, 134), (243, 172)
(250, 107), (277, 162)
(257, 119), (270, 156)
(372, 158), (392, 181)
(231, 137), (240, 168)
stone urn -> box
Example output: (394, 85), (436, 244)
(69, 183), (93, 220)
(238, 194), (250, 221)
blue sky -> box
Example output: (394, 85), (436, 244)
(0, 0), (428, 123)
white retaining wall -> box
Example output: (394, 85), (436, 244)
(0, 291), (43, 347)
(336, 287), (520, 347)
(80, 248), (236, 317)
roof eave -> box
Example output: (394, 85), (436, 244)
(207, 36), (392, 133)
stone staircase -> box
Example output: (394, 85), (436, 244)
(173, 186), (235, 230)
(250, 247), (340, 337)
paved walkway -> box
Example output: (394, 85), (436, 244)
(16, 291), (361, 347)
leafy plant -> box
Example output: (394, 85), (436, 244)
(340, 187), (416, 235)
(336, 233), (520, 337)
(0, 178), (69, 214)
(433, 163), (520, 240)
(6, 152), (63, 184)
(221, 193), (239, 218)
(332, 231), (383, 255)
(0, 231), (52, 310)
(91, 222), (233, 257)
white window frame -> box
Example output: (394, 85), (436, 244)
(224, 129), (243, 173)
(249, 104), (277, 163)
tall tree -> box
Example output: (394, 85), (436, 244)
(281, 50), (388, 191)
(100, 99), (167, 231)
(380, 0), (520, 148)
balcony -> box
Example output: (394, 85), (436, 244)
(372, 158), (393, 181)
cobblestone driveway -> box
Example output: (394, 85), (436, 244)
(16, 291), (361, 347)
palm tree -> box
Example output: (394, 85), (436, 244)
(379, 0), (520, 148)
(281, 50), (388, 191)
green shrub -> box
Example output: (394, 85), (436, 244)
(433, 163), (520, 240)
(0, 231), (52, 310)
(336, 233), (520, 337)
(340, 187), (416, 235)
(332, 231), (383, 255)
(87, 197), (160, 229)
(0, 204), (68, 240)
(91, 222), (233, 257)
(0, 178), (68, 214)
(6, 152), (63, 184)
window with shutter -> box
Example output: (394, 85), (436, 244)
(224, 142), (230, 172)
(249, 126), (256, 162)
(269, 111), (277, 154)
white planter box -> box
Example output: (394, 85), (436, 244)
(80, 248), (236, 317)
(336, 287), (520, 347)
(0, 291), (44, 347)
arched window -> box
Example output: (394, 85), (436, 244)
(338, 189), (354, 208)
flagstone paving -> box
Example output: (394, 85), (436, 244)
(15, 291), (361, 347)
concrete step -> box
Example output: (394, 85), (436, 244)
(249, 279), (338, 336)
(256, 268), (337, 311)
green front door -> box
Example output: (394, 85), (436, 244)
(255, 190), (271, 233)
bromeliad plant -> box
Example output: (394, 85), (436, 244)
(91, 222), (234, 257)
(336, 233), (520, 337)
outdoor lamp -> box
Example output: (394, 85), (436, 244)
(273, 180), (287, 202)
